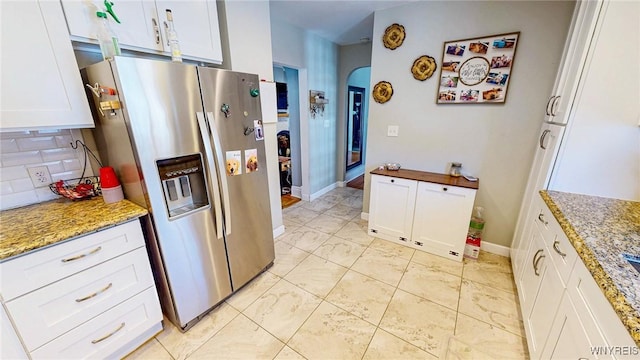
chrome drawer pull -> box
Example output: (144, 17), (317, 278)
(91, 322), (125, 344)
(61, 246), (102, 263)
(552, 241), (567, 258)
(75, 283), (113, 302)
(539, 129), (551, 149)
(534, 251), (545, 276)
(538, 213), (548, 225)
(532, 249), (544, 275)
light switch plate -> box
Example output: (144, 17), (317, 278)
(28, 166), (52, 188)
(387, 125), (399, 137)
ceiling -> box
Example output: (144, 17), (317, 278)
(269, 0), (415, 46)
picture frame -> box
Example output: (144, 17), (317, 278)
(436, 32), (520, 104)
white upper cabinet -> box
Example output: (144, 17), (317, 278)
(0, 1), (93, 131)
(61, 0), (222, 64)
(544, 0), (602, 125)
(156, 1), (222, 63)
(61, 0), (163, 52)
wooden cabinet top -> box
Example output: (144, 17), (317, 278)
(371, 168), (479, 190)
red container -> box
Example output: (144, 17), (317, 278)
(99, 166), (120, 189)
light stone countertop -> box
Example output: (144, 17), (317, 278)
(540, 190), (640, 347)
(0, 197), (147, 261)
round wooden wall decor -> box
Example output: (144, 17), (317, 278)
(373, 81), (394, 103)
(382, 23), (405, 50)
(411, 55), (437, 81)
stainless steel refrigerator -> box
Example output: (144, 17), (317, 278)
(82, 57), (274, 331)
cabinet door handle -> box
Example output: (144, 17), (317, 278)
(61, 246), (102, 263)
(151, 18), (160, 45)
(545, 96), (555, 116)
(552, 241), (567, 257)
(442, 187), (448, 191)
(91, 322), (125, 344)
(533, 250), (545, 276)
(164, 21), (170, 46)
(390, 179), (395, 183)
(550, 95), (561, 116)
(539, 129), (551, 149)
(75, 283), (113, 302)
(538, 213), (548, 225)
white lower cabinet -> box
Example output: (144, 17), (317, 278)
(368, 172), (477, 261)
(542, 293), (612, 360)
(0, 220), (162, 359)
(545, 259), (637, 360)
(515, 195), (637, 359)
(520, 228), (564, 359)
(1, 305), (28, 359)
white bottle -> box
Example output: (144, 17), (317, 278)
(165, 9), (182, 62)
(96, 11), (121, 60)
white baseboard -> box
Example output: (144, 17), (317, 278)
(309, 182), (338, 201)
(291, 186), (302, 199)
(481, 241), (511, 257)
(361, 212), (369, 220)
(273, 225), (285, 239)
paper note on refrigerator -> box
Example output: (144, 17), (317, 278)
(225, 150), (242, 176)
(254, 120), (264, 141)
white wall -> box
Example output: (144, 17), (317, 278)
(549, 0), (640, 201)
(271, 20), (339, 197)
(220, 0), (283, 234)
(366, 1), (575, 247)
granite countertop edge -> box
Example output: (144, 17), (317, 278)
(0, 198), (148, 262)
(540, 191), (640, 347)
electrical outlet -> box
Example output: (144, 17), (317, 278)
(387, 125), (399, 137)
(28, 166), (52, 188)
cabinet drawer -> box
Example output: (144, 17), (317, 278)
(544, 230), (577, 287)
(29, 287), (162, 359)
(417, 181), (477, 198)
(536, 199), (577, 286)
(6, 248), (155, 351)
(533, 199), (555, 241)
(0, 221), (145, 300)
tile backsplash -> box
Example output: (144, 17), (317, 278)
(0, 129), (92, 210)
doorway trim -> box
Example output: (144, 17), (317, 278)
(346, 85), (365, 171)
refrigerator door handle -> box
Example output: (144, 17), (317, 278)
(196, 112), (224, 240)
(205, 112), (232, 236)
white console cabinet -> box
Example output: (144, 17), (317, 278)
(368, 174), (417, 242)
(0, 220), (162, 359)
(368, 169), (478, 261)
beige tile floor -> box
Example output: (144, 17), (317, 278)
(127, 187), (529, 360)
